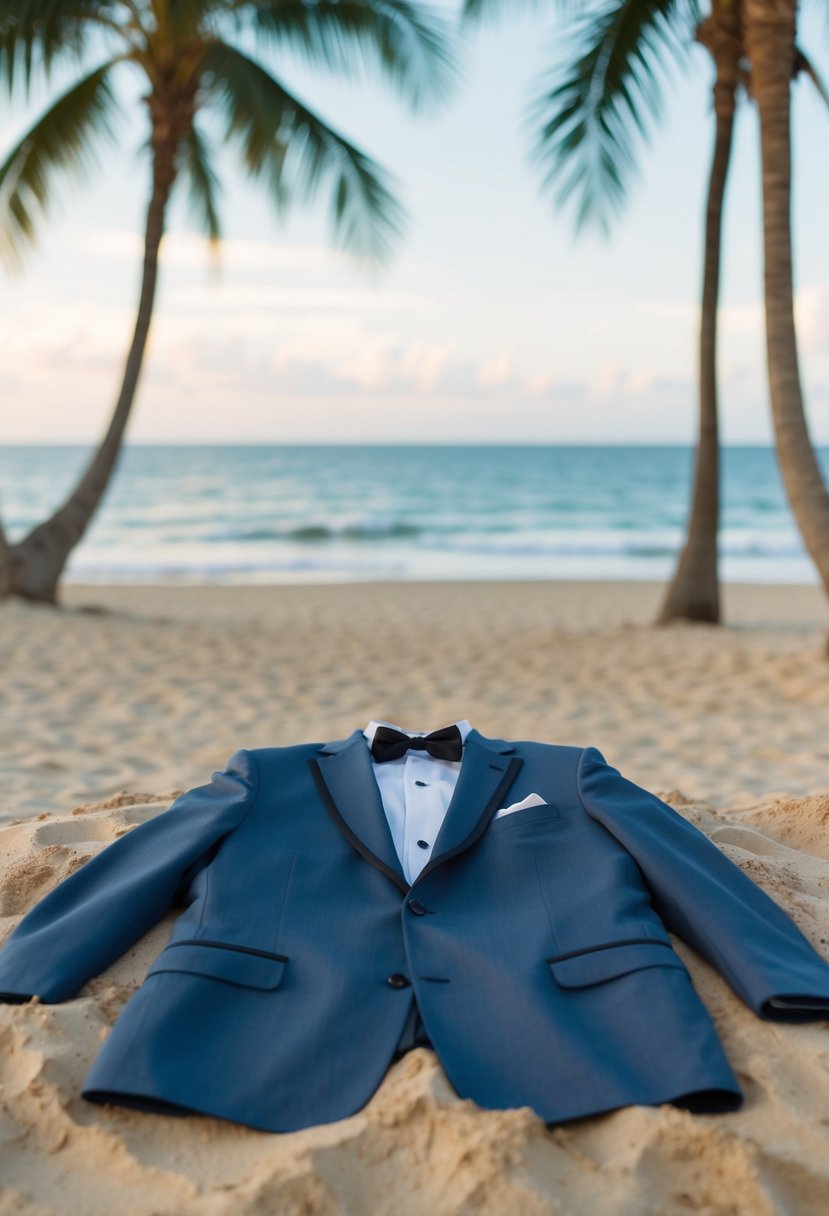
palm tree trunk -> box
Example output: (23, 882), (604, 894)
(656, 4), (742, 625)
(743, 0), (829, 651)
(0, 519), (10, 598)
(5, 124), (179, 604)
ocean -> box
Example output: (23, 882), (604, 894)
(0, 444), (825, 585)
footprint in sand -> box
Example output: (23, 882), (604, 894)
(120, 803), (165, 826)
(708, 825), (793, 857)
(34, 819), (113, 846)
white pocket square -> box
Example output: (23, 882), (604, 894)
(492, 792), (547, 820)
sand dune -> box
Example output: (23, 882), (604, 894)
(0, 786), (827, 1214)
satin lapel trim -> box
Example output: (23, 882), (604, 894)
(309, 732), (408, 894)
(412, 731), (523, 886)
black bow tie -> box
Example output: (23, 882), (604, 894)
(370, 724), (463, 764)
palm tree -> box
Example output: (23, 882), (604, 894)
(656, 1), (744, 625)
(462, 0), (828, 632)
(742, 0), (829, 654)
(462, 0), (735, 623)
(0, 520), (10, 598)
(0, 0), (458, 604)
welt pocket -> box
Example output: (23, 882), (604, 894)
(145, 939), (289, 990)
(489, 803), (561, 831)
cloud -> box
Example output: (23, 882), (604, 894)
(796, 285), (829, 354)
(596, 361), (693, 403)
(270, 342), (588, 401)
(15, 231), (828, 442)
(7, 306), (586, 405)
(396, 342), (457, 392)
(716, 301), (764, 339)
(632, 287), (825, 358)
(719, 286), (829, 356)
(0, 299), (137, 399)
(478, 349), (513, 387)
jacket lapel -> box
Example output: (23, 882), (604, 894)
(308, 727), (523, 895)
(309, 730), (409, 894)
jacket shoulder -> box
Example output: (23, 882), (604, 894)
(511, 740), (586, 761)
(246, 742), (326, 764)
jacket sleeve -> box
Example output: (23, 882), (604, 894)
(577, 745), (829, 1021)
(0, 748), (258, 1004)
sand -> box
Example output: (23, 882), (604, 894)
(1, 578), (828, 1214)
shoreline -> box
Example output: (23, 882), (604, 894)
(56, 575), (829, 621)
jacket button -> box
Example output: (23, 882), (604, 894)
(407, 898), (426, 915)
(387, 973), (411, 988)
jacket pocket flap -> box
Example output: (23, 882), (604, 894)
(548, 939), (685, 989)
(145, 941), (288, 990)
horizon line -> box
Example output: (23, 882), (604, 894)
(1, 440), (821, 449)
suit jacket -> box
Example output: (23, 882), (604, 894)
(1, 727), (828, 1134)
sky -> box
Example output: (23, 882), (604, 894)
(1, 0), (828, 445)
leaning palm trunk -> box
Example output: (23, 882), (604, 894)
(0, 521), (10, 598)
(743, 0), (829, 649)
(656, 4), (742, 625)
(5, 108), (182, 603)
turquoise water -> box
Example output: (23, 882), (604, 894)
(0, 444), (825, 584)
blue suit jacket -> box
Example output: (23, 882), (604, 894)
(1, 728), (828, 1133)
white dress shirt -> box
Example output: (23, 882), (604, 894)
(363, 719), (472, 884)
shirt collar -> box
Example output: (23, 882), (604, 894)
(363, 719), (472, 748)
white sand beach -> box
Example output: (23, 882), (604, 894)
(1, 578), (829, 1214)
(2, 579), (829, 820)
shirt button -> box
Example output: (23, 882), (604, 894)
(387, 973), (411, 988)
(416, 839), (429, 849)
(415, 780), (428, 787)
(407, 898), (426, 915)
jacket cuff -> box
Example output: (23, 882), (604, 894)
(758, 993), (829, 1021)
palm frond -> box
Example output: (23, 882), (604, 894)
(200, 39), (407, 264)
(524, 0), (699, 233)
(167, 0), (229, 41)
(243, 0), (459, 113)
(0, 0), (107, 94)
(0, 57), (122, 269)
(177, 120), (223, 246)
(795, 46), (829, 111)
(460, 0), (559, 24)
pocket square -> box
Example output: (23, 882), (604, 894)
(492, 792), (547, 820)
